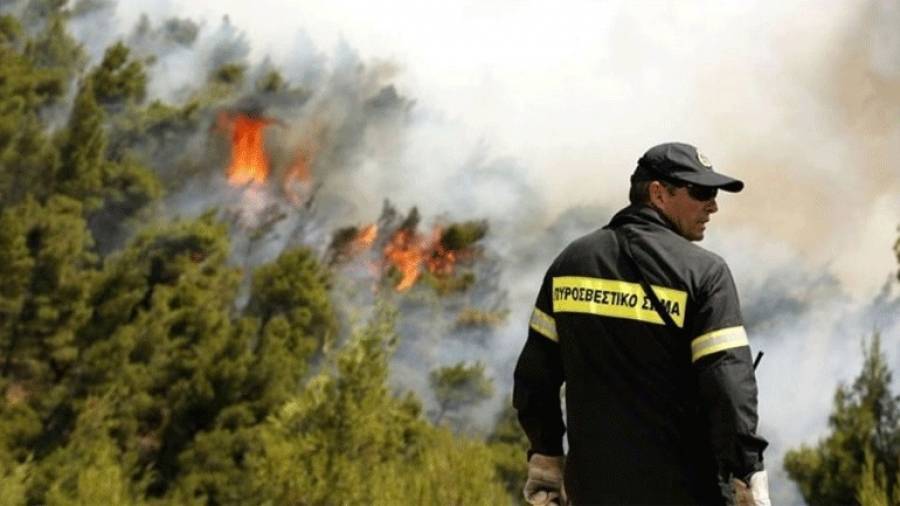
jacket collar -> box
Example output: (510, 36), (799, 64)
(605, 204), (680, 235)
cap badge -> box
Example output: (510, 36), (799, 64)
(696, 149), (712, 168)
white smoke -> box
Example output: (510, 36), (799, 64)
(67, 0), (900, 503)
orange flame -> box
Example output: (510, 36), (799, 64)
(226, 115), (273, 186)
(384, 229), (428, 292)
(381, 226), (462, 292)
(352, 224), (378, 252)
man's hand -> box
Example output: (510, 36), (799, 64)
(523, 454), (565, 506)
(733, 470), (770, 506)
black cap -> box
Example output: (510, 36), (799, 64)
(631, 142), (744, 192)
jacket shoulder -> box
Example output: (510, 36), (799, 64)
(672, 240), (734, 292)
(552, 228), (611, 265)
(680, 240), (727, 269)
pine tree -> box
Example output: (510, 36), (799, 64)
(57, 78), (106, 208)
(0, 7), (520, 505)
(72, 214), (241, 498)
(487, 402), (530, 498)
(88, 41), (147, 109)
(169, 247), (337, 505)
(0, 206), (34, 350)
(856, 448), (898, 506)
(88, 155), (162, 254)
(1, 196), (95, 409)
(245, 247), (337, 379)
(4, 33), (162, 241)
(0, 457), (29, 506)
(246, 304), (508, 505)
(24, 13), (85, 86)
(0, 15), (24, 46)
(0, 18), (63, 205)
(784, 333), (900, 505)
(80, 42), (161, 250)
(0, 196), (97, 505)
(429, 360), (494, 427)
(38, 396), (144, 506)
(0, 205), (35, 453)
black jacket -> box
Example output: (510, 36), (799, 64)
(513, 204), (767, 505)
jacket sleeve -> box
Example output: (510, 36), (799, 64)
(513, 271), (565, 457)
(691, 260), (768, 481)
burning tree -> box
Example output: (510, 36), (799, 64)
(0, 6), (527, 505)
(327, 203), (488, 295)
(222, 113), (274, 187)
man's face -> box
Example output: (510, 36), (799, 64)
(649, 181), (719, 241)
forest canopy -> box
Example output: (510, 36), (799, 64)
(0, 3), (525, 504)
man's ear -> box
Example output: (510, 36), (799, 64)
(648, 180), (664, 207)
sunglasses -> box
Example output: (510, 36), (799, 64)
(655, 177), (719, 201)
(682, 184), (718, 202)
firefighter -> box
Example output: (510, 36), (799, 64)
(514, 142), (770, 505)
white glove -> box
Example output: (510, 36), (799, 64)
(523, 454), (565, 506)
(733, 470), (770, 506)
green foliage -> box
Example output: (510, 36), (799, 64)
(57, 78), (106, 208)
(0, 457), (30, 506)
(856, 448), (896, 506)
(24, 14), (85, 85)
(161, 18), (199, 47)
(88, 155), (162, 253)
(1, 196), (94, 394)
(487, 402), (530, 498)
(0, 15), (24, 45)
(102, 157), (162, 215)
(40, 397), (144, 506)
(49, 53), (159, 236)
(0, 31), (63, 205)
(210, 64), (245, 86)
(784, 333), (900, 505)
(106, 98), (203, 169)
(246, 306), (508, 505)
(130, 15), (199, 49)
(0, 113), (59, 206)
(0, 25), (66, 110)
(0, 196), (96, 504)
(429, 361), (494, 426)
(399, 427), (510, 505)
(246, 247), (337, 360)
(456, 307), (509, 328)
(89, 41), (147, 107)
(441, 220), (489, 251)
(171, 247), (337, 505)
(0, 8), (519, 505)
(0, 207), (34, 342)
(423, 269), (477, 295)
(256, 70), (284, 93)
(83, 217), (241, 484)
